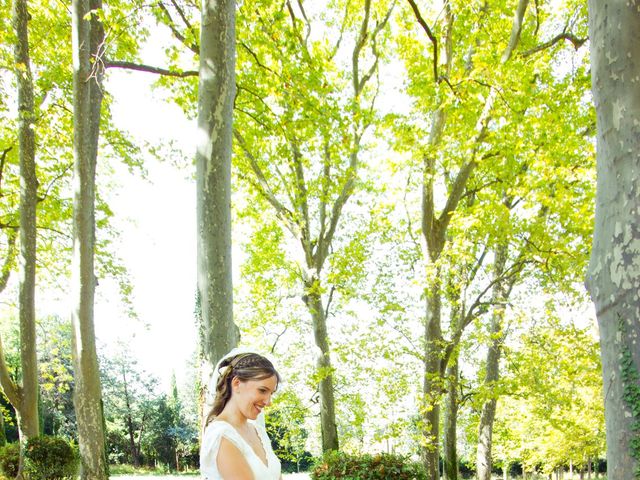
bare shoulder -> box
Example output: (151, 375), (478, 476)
(217, 436), (254, 480)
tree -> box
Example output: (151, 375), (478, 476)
(234, 0), (393, 451)
(0, 2), (41, 477)
(70, 0), (108, 476)
(101, 346), (159, 467)
(585, 1), (640, 476)
(475, 244), (511, 480)
(394, 0), (591, 474)
(197, 0), (240, 402)
(38, 316), (75, 438)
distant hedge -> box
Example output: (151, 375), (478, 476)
(311, 451), (426, 479)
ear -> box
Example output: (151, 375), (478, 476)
(231, 376), (241, 390)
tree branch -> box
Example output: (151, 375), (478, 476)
(239, 42), (282, 79)
(0, 146), (13, 195)
(437, 159), (477, 235)
(324, 285), (336, 320)
(0, 334), (20, 408)
(421, 154), (437, 256)
(296, 0), (312, 45)
(157, 1), (199, 54)
(318, 142), (331, 245)
(290, 139), (312, 260)
(521, 32), (587, 57)
(39, 162), (73, 204)
(169, 0), (198, 43)
(234, 130), (301, 239)
(104, 60), (198, 77)
(318, 150), (358, 268)
(406, 0), (438, 82)
(285, 0), (311, 59)
(352, 0), (371, 95)
(501, 0), (530, 63)
(329, 1), (349, 60)
(0, 230), (17, 294)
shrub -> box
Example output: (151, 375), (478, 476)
(24, 436), (78, 480)
(311, 451), (427, 480)
(0, 443), (19, 478)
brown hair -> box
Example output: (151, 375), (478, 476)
(205, 352), (280, 426)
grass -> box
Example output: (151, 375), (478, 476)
(109, 465), (198, 476)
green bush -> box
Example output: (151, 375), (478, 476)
(0, 443), (19, 478)
(24, 436), (78, 480)
(311, 451), (426, 480)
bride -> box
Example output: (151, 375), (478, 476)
(200, 351), (283, 480)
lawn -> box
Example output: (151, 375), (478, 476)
(112, 475), (310, 479)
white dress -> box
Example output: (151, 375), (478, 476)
(200, 420), (281, 480)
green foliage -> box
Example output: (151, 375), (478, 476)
(142, 392), (198, 470)
(265, 392), (314, 472)
(492, 317), (605, 472)
(38, 316), (75, 438)
(0, 443), (19, 478)
(101, 347), (198, 470)
(311, 451), (426, 480)
(23, 436), (78, 480)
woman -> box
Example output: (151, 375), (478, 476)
(200, 352), (282, 480)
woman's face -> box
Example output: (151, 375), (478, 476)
(232, 375), (278, 420)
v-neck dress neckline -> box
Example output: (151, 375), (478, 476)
(200, 419), (281, 480)
(217, 420), (269, 468)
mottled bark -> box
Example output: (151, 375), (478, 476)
(476, 245), (509, 480)
(71, 0), (108, 477)
(585, 2), (640, 477)
(197, 0), (239, 373)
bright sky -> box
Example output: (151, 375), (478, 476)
(98, 66), (198, 391)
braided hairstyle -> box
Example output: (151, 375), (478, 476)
(206, 352), (280, 426)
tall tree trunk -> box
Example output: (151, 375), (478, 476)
(585, 2), (640, 477)
(197, 0), (239, 376)
(476, 245), (509, 480)
(303, 281), (339, 451)
(422, 277), (444, 478)
(71, 0), (108, 477)
(443, 357), (459, 480)
(11, 1), (40, 477)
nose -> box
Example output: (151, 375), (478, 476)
(265, 393), (272, 406)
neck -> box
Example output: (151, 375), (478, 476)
(218, 403), (248, 429)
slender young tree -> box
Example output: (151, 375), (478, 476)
(70, 0), (108, 477)
(476, 244), (510, 480)
(196, 0), (239, 397)
(585, 1), (640, 476)
(0, 1), (40, 477)
(233, 0), (393, 451)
